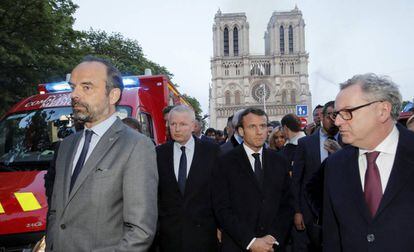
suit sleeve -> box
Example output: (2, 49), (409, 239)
(270, 156), (294, 247)
(212, 157), (256, 249)
(118, 136), (158, 251)
(322, 160), (341, 251)
(292, 138), (306, 214)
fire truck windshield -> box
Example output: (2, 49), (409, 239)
(0, 106), (131, 170)
(0, 108), (74, 169)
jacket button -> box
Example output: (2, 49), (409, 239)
(260, 226), (264, 231)
(367, 234), (375, 242)
(60, 224), (66, 229)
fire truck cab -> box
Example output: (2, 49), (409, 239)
(0, 74), (188, 250)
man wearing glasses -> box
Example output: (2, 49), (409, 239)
(323, 73), (414, 251)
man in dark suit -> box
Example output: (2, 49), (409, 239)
(323, 73), (414, 251)
(220, 109), (244, 155)
(213, 107), (293, 252)
(157, 105), (220, 252)
(291, 101), (340, 251)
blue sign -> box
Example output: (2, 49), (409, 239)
(296, 105), (308, 116)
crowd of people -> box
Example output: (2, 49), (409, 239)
(44, 56), (414, 252)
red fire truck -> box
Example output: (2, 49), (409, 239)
(0, 74), (189, 250)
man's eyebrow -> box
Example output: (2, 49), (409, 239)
(68, 81), (93, 86)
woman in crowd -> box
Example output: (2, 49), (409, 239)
(268, 126), (286, 151)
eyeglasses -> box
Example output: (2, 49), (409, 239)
(330, 100), (382, 121)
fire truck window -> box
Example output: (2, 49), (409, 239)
(138, 113), (154, 140)
(0, 107), (74, 168)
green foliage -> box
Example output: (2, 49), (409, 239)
(0, 1), (202, 119)
(79, 29), (172, 78)
(0, 0), (81, 115)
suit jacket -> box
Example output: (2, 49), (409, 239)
(213, 145), (293, 252)
(323, 124), (414, 251)
(292, 131), (321, 223)
(156, 137), (219, 252)
(46, 118), (158, 252)
(220, 134), (240, 155)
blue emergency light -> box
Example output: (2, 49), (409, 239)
(122, 76), (140, 88)
(44, 81), (72, 93)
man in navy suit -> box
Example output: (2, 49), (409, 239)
(156, 105), (220, 252)
(323, 73), (414, 251)
(291, 100), (340, 251)
(213, 108), (293, 252)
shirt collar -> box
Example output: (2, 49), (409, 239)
(286, 131), (306, 146)
(319, 128), (339, 140)
(174, 136), (195, 152)
(359, 125), (399, 156)
(243, 143), (263, 156)
(234, 133), (243, 144)
(85, 114), (117, 137)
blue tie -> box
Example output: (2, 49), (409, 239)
(70, 130), (93, 192)
(178, 146), (187, 195)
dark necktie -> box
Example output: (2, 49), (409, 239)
(252, 153), (263, 187)
(178, 146), (187, 195)
(364, 151), (382, 217)
(70, 130), (93, 192)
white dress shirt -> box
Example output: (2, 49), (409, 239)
(173, 136), (195, 180)
(72, 114), (117, 174)
(358, 125), (399, 192)
(243, 143), (263, 172)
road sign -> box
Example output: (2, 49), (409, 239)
(296, 105), (308, 117)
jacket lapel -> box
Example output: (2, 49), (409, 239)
(65, 119), (123, 206)
(184, 137), (202, 197)
(63, 132), (82, 205)
(376, 126), (414, 218)
(311, 131), (321, 165)
(347, 147), (372, 222)
(237, 145), (262, 193)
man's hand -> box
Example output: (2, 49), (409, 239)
(324, 139), (342, 154)
(250, 236), (275, 252)
(294, 213), (306, 231)
(217, 229), (222, 243)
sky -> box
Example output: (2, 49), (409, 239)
(72, 0), (414, 118)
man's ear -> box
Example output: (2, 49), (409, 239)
(237, 126), (244, 138)
(378, 101), (392, 122)
(109, 88), (121, 105)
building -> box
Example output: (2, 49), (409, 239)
(209, 6), (312, 130)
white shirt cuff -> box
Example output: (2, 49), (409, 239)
(246, 238), (256, 250)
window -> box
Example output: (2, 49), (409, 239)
(281, 63), (286, 75)
(138, 112), (154, 140)
(225, 91), (231, 105)
(289, 25), (293, 53)
(290, 63), (295, 74)
(235, 90), (241, 105)
(282, 90), (287, 104)
(290, 89), (296, 103)
(280, 26), (285, 54)
(224, 27), (229, 56)
(233, 27), (239, 56)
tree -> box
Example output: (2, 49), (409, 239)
(80, 29), (172, 78)
(0, 0), (82, 115)
(181, 94), (203, 120)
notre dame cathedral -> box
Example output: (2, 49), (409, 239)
(209, 6), (312, 130)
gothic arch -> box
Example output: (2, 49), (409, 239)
(223, 26), (229, 56)
(224, 90), (231, 105)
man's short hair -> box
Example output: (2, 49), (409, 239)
(340, 73), (402, 120)
(122, 117), (142, 133)
(322, 101), (335, 116)
(162, 105), (175, 116)
(232, 109), (245, 130)
(81, 55), (124, 94)
(168, 105), (195, 121)
(313, 104), (323, 112)
(205, 128), (216, 135)
(281, 113), (301, 132)
(237, 108), (268, 129)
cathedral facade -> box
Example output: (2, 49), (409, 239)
(209, 6), (312, 130)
